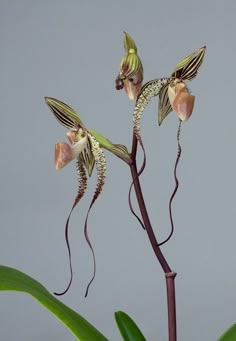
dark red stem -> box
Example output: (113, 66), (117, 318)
(130, 133), (177, 341)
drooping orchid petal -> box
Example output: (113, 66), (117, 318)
(133, 78), (170, 142)
(54, 155), (88, 296)
(168, 81), (195, 121)
(84, 133), (106, 297)
(55, 136), (88, 170)
(46, 96), (108, 296)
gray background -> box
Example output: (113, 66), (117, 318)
(0, 1), (235, 340)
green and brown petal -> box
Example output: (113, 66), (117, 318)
(123, 31), (137, 54)
(172, 46), (206, 81)
(116, 32), (143, 100)
(158, 82), (173, 126)
(133, 78), (170, 140)
(45, 97), (85, 130)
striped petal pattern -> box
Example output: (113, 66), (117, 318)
(123, 31), (137, 54)
(45, 97), (84, 130)
(116, 32), (143, 101)
(46, 97), (107, 296)
(158, 83), (173, 126)
(171, 46), (206, 81)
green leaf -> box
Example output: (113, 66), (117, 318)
(45, 97), (85, 130)
(0, 266), (108, 341)
(88, 129), (131, 164)
(217, 323), (236, 341)
(171, 46), (206, 81)
(115, 311), (146, 341)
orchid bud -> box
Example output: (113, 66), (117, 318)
(168, 81), (195, 121)
(55, 136), (87, 170)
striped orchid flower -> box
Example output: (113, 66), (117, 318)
(45, 97), (130, 296)
(133, 46), (206, 148)
(115, 32), (143, 100)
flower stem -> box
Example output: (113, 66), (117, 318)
(129, 133), (177, 341)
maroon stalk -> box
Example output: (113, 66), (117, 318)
(130, 133), (177, 341)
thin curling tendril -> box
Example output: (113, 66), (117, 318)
(158, 120), (182, 246)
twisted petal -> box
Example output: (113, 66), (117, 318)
(45, 97), (85, 130)
(133, 78), (169, 140)
(54, 156), (88, 296)
(88, 134), (106, 201)
(83, 133), (106, 296)
(171, 46), (206, 81)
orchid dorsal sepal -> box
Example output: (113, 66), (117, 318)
(168, 81), (195, 121)
(55, 135), (88, 170)
(123, 31), (137, 54)
(172, 46), (206, 81)
(45, 97), (84, 130)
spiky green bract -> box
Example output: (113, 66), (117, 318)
(45, 97), (84, 130)
(217, 323), (236, 341)
(0, 266), (108, 341)
(123, 32), (137, 54)
(115, 311), (146, 341)
(88, 129), (131, 164)
(172, 46), (206, 81)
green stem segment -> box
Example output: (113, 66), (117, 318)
(130, 133), (177, 341)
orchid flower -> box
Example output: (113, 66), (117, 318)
(133, 46), (206, 147)
(115, 32), (143, 100)
(45, 97), (130, 296)
(45, 97), (106, 296)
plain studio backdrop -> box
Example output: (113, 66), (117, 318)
(0, 1), (235, 340)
